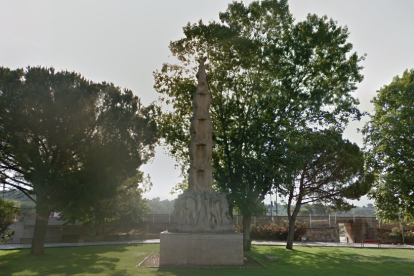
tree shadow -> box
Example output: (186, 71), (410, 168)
(250, 246), (414, 276)
(0, 244), (145, 276)
(154, 246), (414, 276)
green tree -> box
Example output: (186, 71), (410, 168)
(147, 197), (175, 214)
(0, 198), (20, 244)
(363, 69), (414, 222)
(0, 67), (157, 254)
(154, 0), (364, 250)
(280, 129), (372, 249)
(60, 172), (152, 235)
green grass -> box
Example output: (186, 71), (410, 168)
(1, 245), (413, 276)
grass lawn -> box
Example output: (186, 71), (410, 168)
(1, 244), (413, 276)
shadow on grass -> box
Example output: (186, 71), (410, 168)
(249, 246), (414, 276)
(0, 244), (145, 276)
(147, 247), (414, 276)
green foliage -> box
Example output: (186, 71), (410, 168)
(155, 0), (364, 216)
(0, 198), (20, 243)
(61, 172), (151, 229)
(281, 129), (371, 212)
(147, 197), (175, 214)
(387, 227), (414, 244)
(363, 69), (414, 222)
(280, 129), (372, 249)
(0, 66), (158, 252)
(236, 221), (307, 241)
(154, 0), (364, 251)
(0, 189), (36, 208)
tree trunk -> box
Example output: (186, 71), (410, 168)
(286, 206), (301, 250)
(286, 215), (296, 249)
(242, 215), (251, 251)
(30, 205), (50, 255)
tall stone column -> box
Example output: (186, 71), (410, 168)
(188, 57), (214, 193)
(167, 58), (234, 233)
(160, 58), (243, 267)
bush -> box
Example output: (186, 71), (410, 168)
(0, 199), (20, 244)
(387, 227), (414, 244)
(236, 221), (307, 241)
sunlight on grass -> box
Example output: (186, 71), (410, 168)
(1, 245), (413, 276)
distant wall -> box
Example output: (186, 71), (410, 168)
(304, 228), (339, 242)
(11, 213), (411, 244)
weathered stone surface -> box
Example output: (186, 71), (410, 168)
(168, 190), (234, 233)
(167, 58), (234, 233)
(161, 58), (240, 267)
(188, 57), (214, 192)
(160, 232), (243, 266)
(304, 228), (340, 242)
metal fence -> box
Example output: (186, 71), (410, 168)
(18, 208), (380, 229)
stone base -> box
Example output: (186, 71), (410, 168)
(160, 231), (243, 266)
(168, 190), (234, 233)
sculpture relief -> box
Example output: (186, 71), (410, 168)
(168, 57), (234, 233)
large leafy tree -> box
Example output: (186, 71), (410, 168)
(0, 67), (157, 254)
(363, 69), (414, 222)
(61, 172), (152, 235)
(154, 0), (364, 250)
(280, 129), (372, 249)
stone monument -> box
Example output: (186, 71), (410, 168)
(160, 58), (243, 266)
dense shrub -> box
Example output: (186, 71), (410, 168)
(0, 199), (20, 244)
(387, 227), (414, 244)
(235, 221), (307, 241)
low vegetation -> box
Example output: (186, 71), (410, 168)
(235, 222), (307, 241)
(1, 244), (414, 276)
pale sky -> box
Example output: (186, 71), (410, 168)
(1, 0), (414, 206)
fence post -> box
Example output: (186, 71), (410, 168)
(310, 214), (312, 228)
(329, 213), (331, 228)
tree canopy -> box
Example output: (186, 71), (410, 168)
(280, 129), (372, 249)
(154, 0), (365, 250)
(363, 69), (414, 222)
(0, 67), (158, 254)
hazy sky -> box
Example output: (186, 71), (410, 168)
(1, 0), (413, 206)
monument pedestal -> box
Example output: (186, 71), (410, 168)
(160, 231), (243, 266)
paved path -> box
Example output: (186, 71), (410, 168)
(1, 239), (413, 250)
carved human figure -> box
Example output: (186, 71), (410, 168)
(186, 197), (197, 224)
(210, 193), (221, 225)
(172, 194), (185, 224)
(188, 168), (197, 191)
(189, 143), (208, 166)
(192, 94), (210, 120)
(190, 118), (212, 144)
(219, 193), (232, 224)
(196, 57), (208, 93)
(168, 58), (234, 233)
(196, 193), (202, 214)
(189, 143), (212, 168)
(194, 95), (210, 119)
(202, 164), (214, 192)
(204, 195), (211, 225)
(171, 203), (181, 224)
